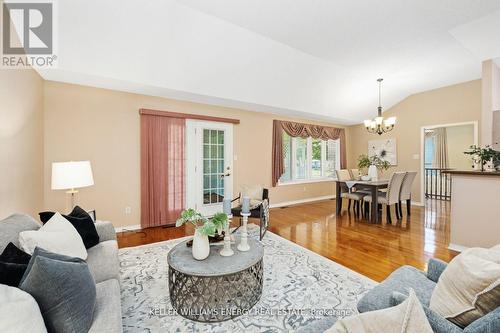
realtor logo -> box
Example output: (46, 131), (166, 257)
(1, 0), (57, 68)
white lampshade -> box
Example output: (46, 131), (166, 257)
(51, 161), (94, 190)
(384, 117), (396, 126)
(364, 119), (372, 128)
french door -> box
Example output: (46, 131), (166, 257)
(186, 120), (233, 216)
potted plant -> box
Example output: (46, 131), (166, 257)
(463, 145), (500, 172)
(358, 154), (391, 180)
(176, 209), (216, 260)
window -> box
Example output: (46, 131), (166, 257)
(280, 133), (340, 184)
(424, 136), (435, 168)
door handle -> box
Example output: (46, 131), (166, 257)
(220, 173), (231, 178)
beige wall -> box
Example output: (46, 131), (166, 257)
(347, 80), (482, 203)
(0, 69), (44, 219)
(43, 81), (346, 228)
(446, 125), (475, 170)
(481, 60), (500, 146)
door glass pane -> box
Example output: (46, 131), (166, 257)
(210, 145), (218, 159)
(203, 129), (225, 204)
(312, 139), (322, 178)
(294, 137), (307, 179)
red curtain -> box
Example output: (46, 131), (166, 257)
(141, 115), (185, 228)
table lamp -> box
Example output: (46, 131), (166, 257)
(51, 161), (94, 208)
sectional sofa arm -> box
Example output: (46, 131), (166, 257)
(95, 221), (117, 242)
(427, 258), (448, 283)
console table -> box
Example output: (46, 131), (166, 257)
(167, 237), (264, 322)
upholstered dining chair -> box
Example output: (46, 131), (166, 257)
(336, 169), (366, 216)
(364, 172), (406, 223)
(398, 171), (417, 218)
(231, 187), (269, 240)
(349, 169), (361, 180)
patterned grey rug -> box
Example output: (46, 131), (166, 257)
(119, 225), (375, 333)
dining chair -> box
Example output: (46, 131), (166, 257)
(364, 172), (406, 223)
(398, 171), (417, 218)
(350, 169), (361, 180)
(336, 169), (366, 216)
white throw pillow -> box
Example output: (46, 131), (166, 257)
(429, 245), (500, 328)
(239, 184), (263, 207)
(0, 284), (47, 333)
(19, 212), (88, 260)
(327, 289), (432, 333)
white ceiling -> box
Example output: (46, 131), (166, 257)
(35, 0), (500, 124)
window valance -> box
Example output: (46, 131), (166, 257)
(272, 120), (347, 187)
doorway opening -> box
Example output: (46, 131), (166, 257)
(420, 121), (478, 203)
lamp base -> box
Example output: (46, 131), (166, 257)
(65, 189), (79, 209)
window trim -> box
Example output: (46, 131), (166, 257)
(279, 136), (340, 185)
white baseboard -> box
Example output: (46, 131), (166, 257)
(448, 243), (468, 252)
(270, 195), (336, 208)
(115, 196), (422, 231)
(115, 224), (142, 233)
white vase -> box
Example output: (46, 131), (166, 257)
(368, 164), (378, 181)
(192, 228), (210, 260)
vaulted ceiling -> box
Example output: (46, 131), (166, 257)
(36, 0), (500, 124)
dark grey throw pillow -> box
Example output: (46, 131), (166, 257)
(19, 247), (96, 333)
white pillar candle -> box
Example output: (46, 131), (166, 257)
(223, 198), (232, 215)
(242, 196), (250, 214)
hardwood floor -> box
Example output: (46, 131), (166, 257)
(117, 198), (458, 282)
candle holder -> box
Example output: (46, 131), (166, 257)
(220, 214), (234, 257)
(237, 212), (251, 252)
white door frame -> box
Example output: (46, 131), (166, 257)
(186, 119), (233, 216)
(419, 121), (478, 204)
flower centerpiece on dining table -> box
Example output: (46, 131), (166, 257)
(357, 154), (391, 180)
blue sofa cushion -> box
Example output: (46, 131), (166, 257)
(19, 247), (96, 333)
(357, 265), (436, 313)
(464, 307), (500, 333)
(392, 291), (463, 333)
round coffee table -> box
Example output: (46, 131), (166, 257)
(167, 237), (264, 322)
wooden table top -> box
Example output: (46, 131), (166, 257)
(336, 179), (389, 186)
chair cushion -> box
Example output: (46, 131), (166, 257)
(463, 307), (500, 333)
(342, 192), (367, 200)
(357, 265), (436, 313)
(19, 247), (96, 333)
(363, 194), (388, 204)
(429, 246), (500, 328)
(19, 212), (88, 260)
(89, 279), (123, 333)
(0, 242), (32, 286)
(330, 289), (433, 333)
(392, 292), (463, 333)
(39, 205), (100, 249)
(0, 284), (47, 333)
(86, 240), (120, 283)
(240, 184), (263, 202)
(0, 214), (40, 253)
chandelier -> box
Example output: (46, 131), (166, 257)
(364, 78), (396, 135)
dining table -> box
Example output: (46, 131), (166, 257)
(335, 179), (389, 223)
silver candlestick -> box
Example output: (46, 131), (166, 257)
(237, 212), (251, 252)
(220, 214), (234, 257)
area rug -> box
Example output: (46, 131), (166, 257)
(119, 225), (375, 332)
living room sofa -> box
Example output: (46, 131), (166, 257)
(357, 258), (500, 333)
(0, 213), (122, 333)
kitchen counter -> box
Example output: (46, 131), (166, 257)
(445, 171), (500, 251)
